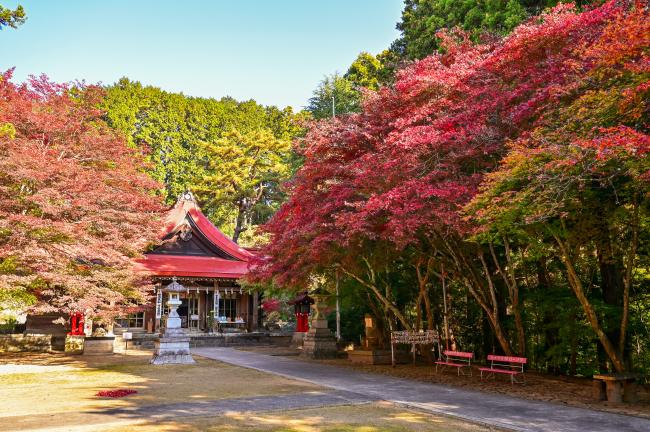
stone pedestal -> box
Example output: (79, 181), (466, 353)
(151, 327), (195, 365)
(65, 335), (85, 354)
(347, 349), (393, 364)
(347, 315), (390, 364)
(300, 294), (337, 359)
(83, 336), (115, 355)
(151, 283), (195, 365)
(290, 331), (305, 348)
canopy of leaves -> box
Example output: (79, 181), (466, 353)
(0, 71), (164, 318)
(102, 79), (306, 241)
(394, 0), (580, 59)
(251, 1), (649, 373)
(306, 73), (362, 120)
(345, 52), (384, 91)
(194, 128), (292, 244)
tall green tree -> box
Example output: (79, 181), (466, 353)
(194, 129), (292, 243)
(344, 52), (383, 91)
(102, 78), (303, 242)
(395, 1), (587, 60)
(306, 73), (361, 120)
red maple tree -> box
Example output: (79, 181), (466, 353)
(0, 71), (164, 319)
(251, 1), (648, 361)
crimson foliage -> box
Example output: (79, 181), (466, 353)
(0, 71), (164, 318)
(256, 1), (648, 285)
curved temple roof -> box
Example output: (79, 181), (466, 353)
(136, 193), (254, 279)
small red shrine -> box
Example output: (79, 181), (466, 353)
(288, 291), (314, 333)
(68, 312), (85, 336)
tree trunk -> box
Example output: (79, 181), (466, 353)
(619, 200), (639, 361)
(339, 265), (412, 331)
(415, 257), (435, 331)
(440, 234), (514, 356)
(415, 291), (423, 331)
(489, 239), (526, 356)
(553, 233), (626, 373)
(232, 199), (247, 243)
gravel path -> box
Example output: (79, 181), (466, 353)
(194, 347), (650, 432)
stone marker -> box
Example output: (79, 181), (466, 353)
(348, 314), (392, 365)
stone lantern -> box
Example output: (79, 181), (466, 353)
(301, 283), (337, 359)
(151, 277), (195, 365)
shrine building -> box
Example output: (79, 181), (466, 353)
(132, 192), (260, 334)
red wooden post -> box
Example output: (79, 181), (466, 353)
(78, 314), (84, 335)
(70, 313), (77, 335)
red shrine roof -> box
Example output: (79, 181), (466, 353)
(136, 193), (254, 279)
(138, 254), (249, 279)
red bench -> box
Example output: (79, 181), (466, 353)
(435, 350), (473, 376)
(479, 355), (526, 384)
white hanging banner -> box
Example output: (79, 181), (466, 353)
(155, 290), (163, 319)
(213, 290), (220, 318)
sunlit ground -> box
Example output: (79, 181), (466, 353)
(0, 351), (495, 432)
(101, 403), (494, 432)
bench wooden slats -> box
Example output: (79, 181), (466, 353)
(478, 367), (519, 375)
(480, 354), (527, 384)
(487, 355), (527, 364)
(444, 350), (473, 358)
(435, 350), (473, 376)
(436, 361), (468, 368)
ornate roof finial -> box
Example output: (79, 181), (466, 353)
(179, 191), (195, 202)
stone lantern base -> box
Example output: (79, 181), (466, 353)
(301, 317), (337, 359)
(151, 327), (195, 365)
(290, 331), (306, 348)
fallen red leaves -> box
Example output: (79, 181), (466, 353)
(95, 389), (138, 398)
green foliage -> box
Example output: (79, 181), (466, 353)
(194, 128), (292, 243)
(26, 227), (71, 244)
(395, 0), (563, 59)
(0, 256), (21, 275)
(345, 52), (384, 91)
(0, 3), (26, 29)
(0, 122), (15, 139)
(306, 73), (361, 120)
(102, 78), (305, 240)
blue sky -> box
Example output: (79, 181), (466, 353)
(0, 0), (402, 109)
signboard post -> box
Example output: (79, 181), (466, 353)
(122, 331), (132, 354)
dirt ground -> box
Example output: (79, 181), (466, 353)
(0, 350), (497, 432)
(0, 350), (319, 418)
(97, 403), (495, 432)
(239, 346), (650, 420)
